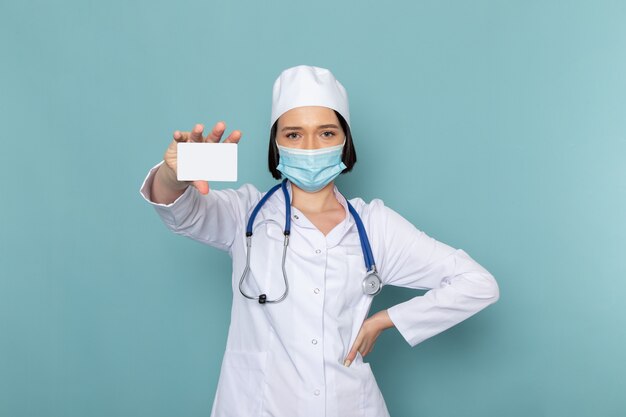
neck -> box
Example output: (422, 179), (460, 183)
(290, 181), (339, 214)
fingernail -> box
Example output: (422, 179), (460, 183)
(344, 359), (351, 367)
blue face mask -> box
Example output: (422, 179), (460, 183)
(276, 139), (347, 192)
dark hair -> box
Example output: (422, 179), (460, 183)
(268, 110), (357, 180)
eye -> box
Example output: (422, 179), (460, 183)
(286, 132), (300, 139)
(321, 131), (335, 138)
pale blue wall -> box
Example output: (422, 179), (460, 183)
(2, 1), (625, 416)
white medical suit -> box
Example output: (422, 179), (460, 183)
(139, 160), (500, 417)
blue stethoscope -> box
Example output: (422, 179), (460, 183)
(239, 179), (383, 304)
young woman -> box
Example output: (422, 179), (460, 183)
(139, 65), (499, 417)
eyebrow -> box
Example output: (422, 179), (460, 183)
(280, 124), (340, 132)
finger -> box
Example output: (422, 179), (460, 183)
(192, 180), (209, 195)
(190, 124), (204, 142)
(361, 341), (372, 357)
(362, 337), (379, 357)
(173, 130), (189, 142)
(205, 121), (226, 143)
(344, 340), (362, 367)
(223, 129), (242, 144)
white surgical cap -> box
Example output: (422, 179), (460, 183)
(270, 65), (351, 129)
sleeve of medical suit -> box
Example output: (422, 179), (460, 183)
(138, 160), (260, 252)
(378, 203), (500, 348)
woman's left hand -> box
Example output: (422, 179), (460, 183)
(344, 310), (395, 367)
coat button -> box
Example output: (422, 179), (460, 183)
(311, 339), (318, 345)
(315, 249), (321, 254)
(313, 288), (320, 294)
(293, 214), (299, 219)
(314, 389), (321, 396)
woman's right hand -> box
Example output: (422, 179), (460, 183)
(164, 121), (242, 195)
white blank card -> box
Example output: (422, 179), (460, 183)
(177, 142), (238, 181)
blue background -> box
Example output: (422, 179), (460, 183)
(2, 1), (625, 416)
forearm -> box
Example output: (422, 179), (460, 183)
(387, 267), (499, 347)
(151, 162), (190, 205)
(371, 309), (395, 331)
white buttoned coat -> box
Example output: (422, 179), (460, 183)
(139, 160), (500, 417)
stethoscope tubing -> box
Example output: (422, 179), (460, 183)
(239, 179), (381, 304)
(347, 201), (376, 273)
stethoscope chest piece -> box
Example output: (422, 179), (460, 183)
(362, 270), (383, 296)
